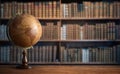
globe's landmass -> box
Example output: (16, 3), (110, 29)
(8, 14), (42, 48)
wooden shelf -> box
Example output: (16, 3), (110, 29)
(26, 62), (120, 65)
(1, 17), (120, 21)
(1, 40), (120, 42)
(0, 61), (120, 65)
(1, 40), (120, 43)
(60, 40), (118, 42)
(59, 62), (120, 65)
(0, 62), (119, 65)
(39, 40), (60, 42)
(0, 17), (61, 20)
(1, 0), (120, 65)
(61, 17), (120, 20)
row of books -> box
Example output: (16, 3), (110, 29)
(61, 46), (120, 63)
(1, 45), (120, 64)
(1, 21), (120, 40)
(0, 45), (57, 63)
(61, 21), (119, 40)
(41, 21), (60, 40)
(62, 1), (120, 18)
(0, 1), (60, 18)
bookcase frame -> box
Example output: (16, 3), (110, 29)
(0, 0), (120, 65)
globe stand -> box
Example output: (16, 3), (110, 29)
(16, 49), (31, 69)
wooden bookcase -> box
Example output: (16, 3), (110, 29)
(0, 0), (120, 65)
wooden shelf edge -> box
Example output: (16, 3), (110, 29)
(1, 40), (120, 42)
(1, 17), (120, 20)
(61, 17), (120, 20)
(0, 62), (119, 65)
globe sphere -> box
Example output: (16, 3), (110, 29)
(7, 14), (42, 48)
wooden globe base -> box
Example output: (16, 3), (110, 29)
(16, 65), (32, 69)
(16, 49), (31, 69)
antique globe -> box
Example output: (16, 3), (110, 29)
(7, 14), (42, 69)
(8, 14), (42, 48)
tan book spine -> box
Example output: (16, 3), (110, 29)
(80, 25), (83, 40)
(101, 23), (103, 40)
(112, 22), (115, 40)
(44, 22), (47, 40)
(86, 23), (89, 39)
(31, 2), (34, 16)
(53, 1), (56, 18)
(90, 24), (92, 39)
(90, 2), (94, 18)
(68, 3), (71, 17)
(28, 2), (32, 15)
(71, 3), (74, 17)
(88, 24), (90, 39)
(34, 2), (37, 17)
(107, 2), (110, 18)
(105, 23), (107, 40)
(50, 22), (53, 40)
(109, 22), (112, 40)
(57, 21), (60, 40)
(103, 2), (107, 18)
(110, 2), (113, 18)
(99, 2), (103, 18)
(72, 23), (74, 39)
(47, 22), (50, 40)
(95, 23), (99, 39)
(74, 3), (77, 17)
(38, 2), (42, 18)
(77, 23), (80, 40)
(62, 4), (64, 18)
(91, 24), (95, 40)
(83, 1), (88, 18)
(89, 24), (91, 39)
(40, 22), (45, 40)
(107, 22), (110, 40)
(49, 1), (52, 18)
(81, 4), (84, 17)
(88, 1), (91, 18)
(100, 23), (103, 40)
(96, 2), (99, 18)
(83, 23), (85, 39)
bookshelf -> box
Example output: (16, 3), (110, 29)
(0, 0), (120, 65)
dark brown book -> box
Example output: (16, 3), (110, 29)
(45, 2), (49, 18)
(113, 2), (117, 18)
(110, 2), (113, 18)
(56, 1), (60, 18)
(42, 2), (46, 18)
